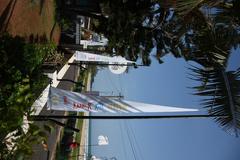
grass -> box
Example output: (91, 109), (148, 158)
(70, 68), (89, 159)
(54, 64), (95, 159)
(71, 112), (84, 160)
(69, 66), (95, 159)
(56, 68), (89, 160)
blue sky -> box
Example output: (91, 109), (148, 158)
(89, 47), (240, 160)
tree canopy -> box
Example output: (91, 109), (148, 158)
(91, 0), (240, 66)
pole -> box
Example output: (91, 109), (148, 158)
(101, 95), (124, 99)
(29, 114), (228, 121)
(36, 118), (80, 132)
(48, 119), (80, 132)
(68, 62), (147, 68)
(57, 78), (85, 87)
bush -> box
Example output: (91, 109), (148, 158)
(0, 34), (55, 159)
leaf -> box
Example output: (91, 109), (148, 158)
(16, 153), (25, 160)
(38, 131), (47, 139)
(32, 129), (40, 136)
(43, 124), (54, 134)
(188, 65), (240, 134)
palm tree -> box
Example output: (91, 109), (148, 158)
(160, 0), (239, 63)
(171, 0), (240, 134)
(159, 0), (240, 135)
(189, 65), (240, 135)
(174, 0), (221, 16)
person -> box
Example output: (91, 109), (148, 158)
(69, 141), (80, 149)
(41, 140), (48, 151)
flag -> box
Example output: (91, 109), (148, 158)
(48, 87), (199, 113)
(98, 135), (109, 145)
(75, 51), (133, 64)
(75, 51), (134, 74)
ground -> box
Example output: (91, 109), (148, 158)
(0, 0), (60, 44)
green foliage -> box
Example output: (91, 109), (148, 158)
(172, 0), (240, 134)
(189, 66), (240, 134)
(54, 0), (72, 31)
(93, 0), (240, 66)
(59, 18), (71, 31)
(95, 0), (155, 65)
(175, 0), (221, 16)
(5, 123), (48, 160)
(0, 34), (55, 159)
(43, 42), (64, 64)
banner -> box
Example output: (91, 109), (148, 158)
(48, 88), (199, 113)
(75, 51), (134, 64)
(75, 51), (134, 74)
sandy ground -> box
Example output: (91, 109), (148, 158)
(0, 0), (60, 44)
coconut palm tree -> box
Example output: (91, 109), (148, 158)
(163, 0), (240, 134)
(188, 65), (240, 135)
(160, 0), (239, 63)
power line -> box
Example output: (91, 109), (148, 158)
(128, 122), (145, 160)
(124, 120), (138, 160)
(119, 120), (128, 160)
(118, 75), (124, 94)
(106, 71), (121, 94)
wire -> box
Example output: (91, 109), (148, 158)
(106, 71), (121, 94)
(119, 120), (128, 160)
(118, 75), (122, 94)
(124, 121), (138, 160)
(128, 122), (145, 160)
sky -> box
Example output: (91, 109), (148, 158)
(89, 47), (240, 160)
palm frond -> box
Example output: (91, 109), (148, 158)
(189, 66), (240, 134)
(175, 0), (222, 16)
(175, 0), (204, 15)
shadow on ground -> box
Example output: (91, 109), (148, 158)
(0, 0), (17, 33)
